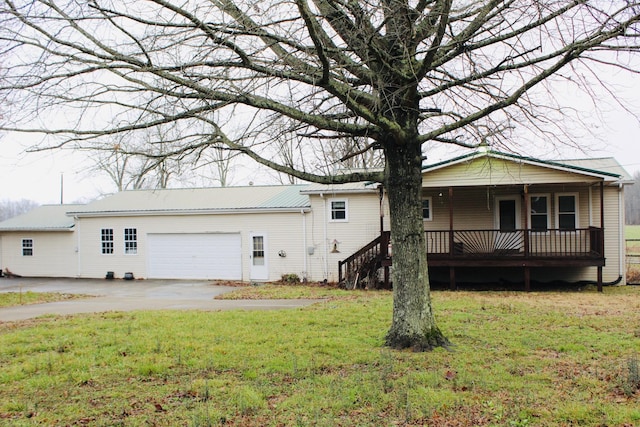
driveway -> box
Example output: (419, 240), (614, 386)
(0, 277), (319, 322)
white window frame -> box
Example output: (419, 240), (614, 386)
(528, 193), (550, 233)
(101, 228), (114, 255)
(22, 238), (33, 256)
(124, 228), (138, 255)
(555, 193), (579, 231)
(422, 197), (433, 221)
(329, 199), (348, 222)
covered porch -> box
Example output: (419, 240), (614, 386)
(339, 181), (607, 291)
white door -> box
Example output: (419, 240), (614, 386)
(494, 196), (523, 251)
(249, 233), (269, 281)
(147, 233), (241, 280)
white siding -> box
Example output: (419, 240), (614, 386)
(0, 231), (77, 277)
(423, 157), (603, 188)
(307, 193), (382, 282)
(76, 211), (313, 281)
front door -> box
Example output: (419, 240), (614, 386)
(495, 196), (522, 251)
(249, 233), (269, 281)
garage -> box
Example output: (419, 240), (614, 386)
(147, 233), (242, 280)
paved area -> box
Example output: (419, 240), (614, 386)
(0, 277), (319, 322)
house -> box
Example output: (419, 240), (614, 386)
(0, 149), (632, 289)
(0, 204), (82, 277)
(340, 149), (633, 290)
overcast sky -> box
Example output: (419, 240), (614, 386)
(2, 74), (639, 206)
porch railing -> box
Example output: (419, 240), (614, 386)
(425, 227), (603, 257)
(338, 231), (390, 287)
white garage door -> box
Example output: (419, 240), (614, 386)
(147, 233), (242, 280)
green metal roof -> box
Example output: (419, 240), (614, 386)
(422, 149), (629, 181)
(68, 185), (311, 216)
(0, 204), (81, 231)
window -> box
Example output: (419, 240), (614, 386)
(124, 228), (137, 255)
(252, 235), (265, 266)
(422, 197), (432, 221)
(330, 199), (348, 222)
(22, 239), (33, 256)
(529, 195), (549, 232)
(556, 193), (578, 231)
(101, 228), (114, 254)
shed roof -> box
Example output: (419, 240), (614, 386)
(0, 204), (81, 231)
(68, 185), (311, 217)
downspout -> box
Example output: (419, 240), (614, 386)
(321, 193), (328, 280)
(619, 182), (625, 284)
(75, 215), (81, 278)
(301, 209), (308, 282)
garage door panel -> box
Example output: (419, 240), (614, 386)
(147, 233), (241, 280)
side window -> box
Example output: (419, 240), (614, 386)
(124, 228), (137, 255)
(422, 198), (432, 221)
(330, 199), (348, 222)
(22, 239), (33, 256)
(101, 228), (114, 254)
(529, 194), (549, 232)
(556, 193), (578, 231)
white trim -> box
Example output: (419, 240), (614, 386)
(249, 232), (269, 281)
(329, 198), (349, 222)
(528, 193), (550, 232)
(555, 192), (579, 231)
(123, 227), (138, 255)
(422, 197), (433, 221)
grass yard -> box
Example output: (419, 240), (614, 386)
(0, 286), (639, 426)
(0, 291), (84, 308)
(625, 225), (640, 240)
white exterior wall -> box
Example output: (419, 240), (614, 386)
(306, 192), (382, 282)
(0, 231), (77, 277)
(75, 211), (312, 281)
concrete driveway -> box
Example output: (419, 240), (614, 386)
(0, 277), (319, 322)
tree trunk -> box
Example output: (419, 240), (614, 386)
(384, 139), (449, 351)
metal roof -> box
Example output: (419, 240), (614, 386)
(0, 204), (81, 231)
(300, 181), (380, 195)
(68, 185), (311, 217)
(422, 150), (631, 182)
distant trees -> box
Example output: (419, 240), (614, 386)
(626, 172), (640, 225)
(0, 199), (39, 222)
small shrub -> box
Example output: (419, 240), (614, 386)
(280, 273), (301, 284)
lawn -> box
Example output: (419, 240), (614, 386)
(625, 225), (640, 240)
(0, 285), (639, 426)
(0, 291), (85, 308)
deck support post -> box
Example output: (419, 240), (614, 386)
(448, 187), (456, 290)
(524, 266), (531, 292)
(597, 266), (603, 293)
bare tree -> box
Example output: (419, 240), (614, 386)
(1, 0), (639, 350)
(0, 199), (39, 222)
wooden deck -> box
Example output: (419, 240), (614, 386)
(339, 228), (604, 291)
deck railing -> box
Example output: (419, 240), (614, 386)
(338, 231), (390, 287)
(425, 227), (603, 257)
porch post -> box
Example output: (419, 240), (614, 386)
(449, 186), (456, 290)
(523, 185), (529, 257)
(524, 266), (531, 292)
(598, 180), (604, 292)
